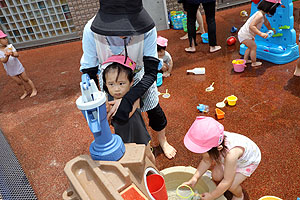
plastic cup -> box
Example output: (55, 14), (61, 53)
(227, 95), (238, 106)
(146, 174), (168, 200)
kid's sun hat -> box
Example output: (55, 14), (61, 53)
(265, 0), (281, 4)
(102, 55), (136, 71)
(184, 116), (224, 154)
(157, 36), (168, 47)
(91, 0), (155, 36)
(0, 30), (7, 38)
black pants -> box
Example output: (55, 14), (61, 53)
(183, 2), (199, 47)
(202, 1), (217, 46)
(146, 103), (167, 132)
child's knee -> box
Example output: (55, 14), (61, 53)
(211, 165), (224, 182)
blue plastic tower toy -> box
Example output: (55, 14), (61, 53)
(76, 74), (125, 161)
(239, 0), (299, 64)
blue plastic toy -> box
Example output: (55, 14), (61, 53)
(197, 104), (209, 113)
(231, 26), (238, 33)
(157, 73), (163, 87)
(239, 0), (299, 64)
(76, 74), (125, 161)
(266, 30), (274, 38)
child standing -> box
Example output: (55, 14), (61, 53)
(0, 30), (37, 99)
(102, 55), (155, 162)
(157, 36), (173, 77)
(183, 116), (261, 200)
(238, 0), (280, 67)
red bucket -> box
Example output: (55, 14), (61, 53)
(146, 174), (168, 200)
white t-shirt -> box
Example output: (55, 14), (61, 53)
(0, 44), (24, 76)
(222, 131), (261, 168)
(238, 11), (265, 43)
(162, 51), (172, 65)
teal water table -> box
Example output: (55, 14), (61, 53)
(239, 0), (299, 64)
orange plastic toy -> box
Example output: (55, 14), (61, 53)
(215, 108), (225, 120)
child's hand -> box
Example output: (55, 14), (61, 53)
(107, 99), (122, 120)
(5, 52), (12, 57)
(182, 177), (198, 188)
(200, 192), (214, 200)
(261, 32), (268, 39)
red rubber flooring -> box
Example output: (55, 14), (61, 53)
(0, 3), (299, 200)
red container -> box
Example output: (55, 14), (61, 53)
(227, 36), (237, 46)
(146, 174), (168, 200)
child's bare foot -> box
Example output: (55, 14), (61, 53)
(210, 46), (221, 53)
(30, 90), (37, 97)
(251, 62), (262, 67)
(185, 47), (196, 53)
(294, 66), (300, 76)
(180, 34), (188, 40)
(161, 141), (177, 159)
(163, 71), (171, 77)
(20, 91), (28, 99)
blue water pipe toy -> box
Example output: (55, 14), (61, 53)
(76, 74), (125, 161)
(239, 0), (299, 64)
(197, 104), (209, 113)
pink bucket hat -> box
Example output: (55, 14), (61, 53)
(265, 0), (281, 3)
(157, 36), (168, 47)
(184, 116), (224, 153)
(0, 30), (7, 38)
(102, 55), (136, 71)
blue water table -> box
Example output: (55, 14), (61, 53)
(76, 74), (125, 161)
(239, 0), (299, 64)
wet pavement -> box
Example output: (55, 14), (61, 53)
(0, 3), (299, 200)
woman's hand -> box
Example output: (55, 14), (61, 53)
(107, 99), (122, 120)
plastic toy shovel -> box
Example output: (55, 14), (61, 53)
(216, 98), (227, 108)
(205, 82), (214, 92)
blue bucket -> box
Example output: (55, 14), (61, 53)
(201, 33), (209, 43)
(157, 73), (163, 87)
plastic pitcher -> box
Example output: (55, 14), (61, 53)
(146, 174), (168, 200)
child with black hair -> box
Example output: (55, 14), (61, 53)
(102, 55), (155, 162)
(182, 117), (261, 200)
(157, 36), (173, 77)
(238, 0), (281, 67)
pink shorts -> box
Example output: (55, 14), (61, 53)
(221, 163), (259, 177)
(236, 164), (259, 177)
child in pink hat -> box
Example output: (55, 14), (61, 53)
(238, 0), (280, 67)
(102, 55), (155, 163)
(157, 36), (173, 78)
(183, 116), (261, 200)
(0, 30), (37, 99)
